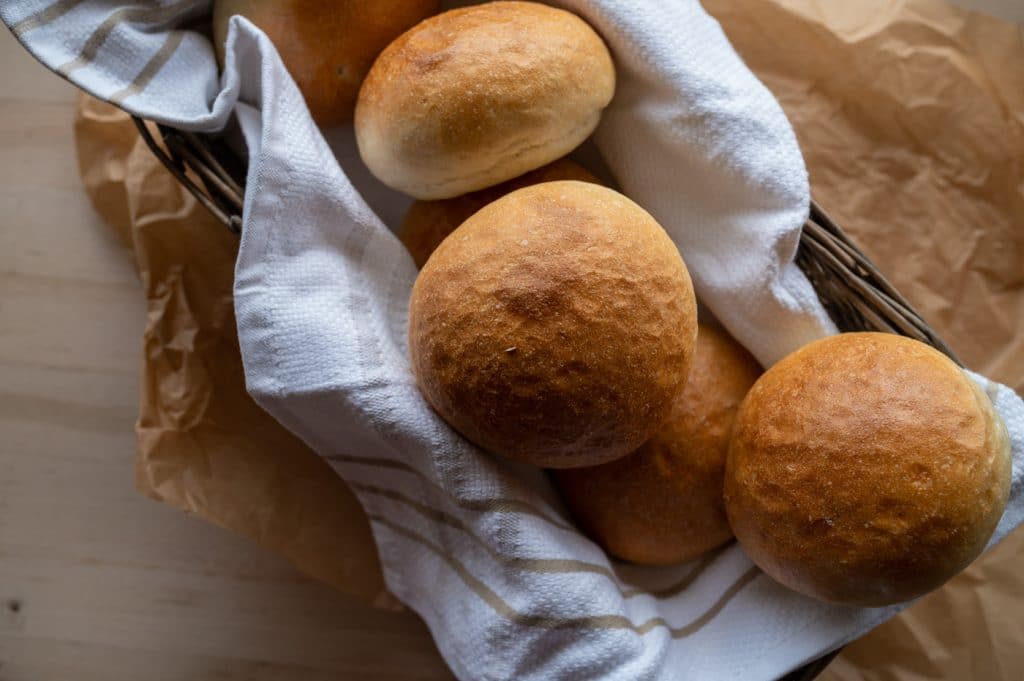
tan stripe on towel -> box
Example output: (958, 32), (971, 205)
(353, 481), (649, 597)
(345, 460), (726, 600)
(645, 548), (727, 599)
(666, 566), (760, 638)
(108, 29), (186, 105)
(329, 452), (576, 532)
(56, 0), (194, 78)
(10, 0), (82, 37)
(369, 513), (759, 638)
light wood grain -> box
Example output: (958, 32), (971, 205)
(0, 27), (451, 681)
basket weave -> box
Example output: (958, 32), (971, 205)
(132, 116), (958, 681)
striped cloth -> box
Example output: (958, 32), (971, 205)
(2, 0), (231, 129)
(7, 2), (1024, 679)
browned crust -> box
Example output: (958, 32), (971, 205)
(724, 332), (1012, 606)
(354, 1), (615, 199)
(409, 181), (698, 468)
(556, 325), (763, 564)
(398, 158), (601, 268)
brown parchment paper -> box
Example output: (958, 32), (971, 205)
(704, 0), (1024, 394)
(71, 0), (1023, 675)
(73, 94), (391, 607)
(699, 1), (1024, 678)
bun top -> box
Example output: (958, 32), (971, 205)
(408, 181), (697, 468)
(398, 158), (601, 268)
(725, 332), (1011, 606)
(356, 1), (615, 199)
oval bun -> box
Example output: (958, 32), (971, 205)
(399, 158), (601, 268)
(356, 1), (615, 199)
(725, 332), (1011, 606)
(408, 181), (697, 468)
(556, 325), (762, 564)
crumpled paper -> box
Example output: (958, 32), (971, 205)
(70, 0), (1023, 676)
(703, 0), (1024, 394)
(699, 1), (1024, 678)
(72, 94), (390, 607)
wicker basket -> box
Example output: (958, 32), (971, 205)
(132, 117), (958, 681)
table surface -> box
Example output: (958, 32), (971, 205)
(1, 2), (1021, 679)
(0, 28), (454, 681)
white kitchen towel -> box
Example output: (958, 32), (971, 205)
(6, 1), (1024, 679)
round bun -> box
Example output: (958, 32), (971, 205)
(399, 158), (601, 268)
(555, 325), (762, 564)
(213, 0), (439, 125)
(725, 332), (1011, 606)
(355, 1), (615, 199)
(409, 181), (697, 468)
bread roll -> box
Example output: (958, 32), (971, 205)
(409, 181), (697, 468)
(555, 325), (762, 564)
(725, 332), (1011, 606)
(212, 0), (439, 125)
(355, 2), (615, 199)
(399, 158), (601, 268)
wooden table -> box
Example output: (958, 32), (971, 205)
(0, 28), (453, 681)
(1, 3), (1021, 678)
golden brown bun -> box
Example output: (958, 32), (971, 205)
(212, 0), (439, 125)
(409, 181), (697, 468)
(555, 325), (762, 565)
(398, 158), (601, 268)
(355, 2), (615, 199)
(724, 332), (1011, 607)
